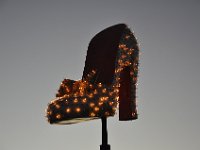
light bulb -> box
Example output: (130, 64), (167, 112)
(98, 83), (102, 88)
(104, 112), (110, 116)
(109, 92), (113, 96)
(76, 107), (81, 113)
(98, 102), (103, 106)
(66, 108), (71, 113)
(89, 102), (95, 107)
(109, 102), (114, 106)
(90, 112), (95, 117)
(88, 93), (94, 98)
(94, 89), (98, 94)
(82, 98), (87, 103)
(102, 88), (107, 93)
(73, 98), (78, 103)
(56, 114), (61, 119)
(55, 104), (60, 109)
(94, 107), (99, 112)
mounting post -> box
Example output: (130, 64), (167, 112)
(100, 117), (110, 150)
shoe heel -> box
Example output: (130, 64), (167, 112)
(119, 66), (137, 120)
(119, 66), (132, 120)
(116, 27), (139, 121)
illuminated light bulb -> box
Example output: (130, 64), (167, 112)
(124, 61), (131, 66)
(102, 88), (107, 93)
(99, 97), (104, 102)
(115, 96), (119, 101)
(132, 112), (136, 116)
(124, 47), (128, 51)
(56, 114), (61, 119)
(114, 88), (119, 93)
(98, 83), (102, 88)
(79, 86), (83, 90)
(94, 107), (99, 112)
(73, 92), (79, 97)
(79, 92), (84, 97)
(89, 102), (95, 107)
(121, 54), (126, 59)
(76, 107), (81, 113)
(134, 62), (138, 67)
(89, 84), (93, 89)
(92, 70), (96, 74)
(104, 97), (109, 101)
(116, 83), (120, 88)
(128, 51), (133, 55)
(90, 112), (96, 117)
(100, 96), (109, 101)
(87, 74), (91, 78)
(120, 44), (125, 48)
(115, 68), (123, 73)
(118, 59), (123, 64)
(125, 35), (130, 39)
(88, 93), (94, 98)
(55, 104), (60, 109)
(104, 112), (110, 116)
(47, 110), (52, 115)
(119, 63), (124, 68)
(66, 108), (71, 113)
(82, 98), (87, 103)
(73, 98), (78, 103)
(109, 102), (114, 106)
(94, 89), (98, 95)
(109, 92), (113, 96)
(129, 49), (134, 54)
(98, 102), (103, 106)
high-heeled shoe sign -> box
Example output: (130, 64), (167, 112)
(46, 24), (139, 125)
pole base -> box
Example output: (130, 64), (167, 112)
(100, 144), (110, 150)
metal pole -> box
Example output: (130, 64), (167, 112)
(100, 117), (110, 150)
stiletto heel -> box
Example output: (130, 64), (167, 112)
(46, 24), (139, 124)
(119, 66), (132, 120)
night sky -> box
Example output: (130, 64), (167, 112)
(0, 0), (200, 150)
